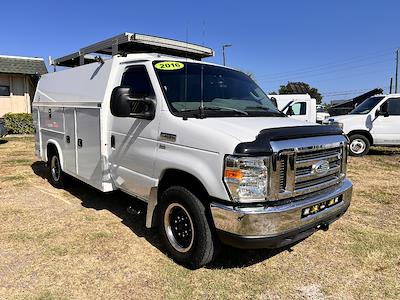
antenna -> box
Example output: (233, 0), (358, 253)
(202, 20), (206, 46)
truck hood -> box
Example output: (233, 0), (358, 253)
(327, 114), (367, 123)
(187, 117), (314, 142)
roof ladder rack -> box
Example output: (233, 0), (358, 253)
(51, 32), (214, 68)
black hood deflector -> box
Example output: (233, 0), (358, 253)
(234, 125), (344, 156)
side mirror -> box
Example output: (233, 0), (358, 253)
(375, 102), (389, 118)
(286, 106), (294, 116)
(270, 97), (277, 108)
(110, 86), (155, 120)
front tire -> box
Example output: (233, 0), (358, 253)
(349, 134), (370, 156)
(159, 186), (217, 269)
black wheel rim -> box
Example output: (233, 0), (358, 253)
(51, 156), (61, 182)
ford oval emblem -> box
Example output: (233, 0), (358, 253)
(312, 160), (330, 176)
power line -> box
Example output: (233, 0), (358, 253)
(256, 48), (396, 80)
(262, 58), (391, 83)
(320, 87), (389, 97)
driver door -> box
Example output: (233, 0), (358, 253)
(371, 97), (400, 145)
(109, 65), (159, 199)
(285, 101), (309, 122)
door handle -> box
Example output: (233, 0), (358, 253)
(66, 135), (70, 144)
(77, 138), (83, 148)
(111, 135), (115, 149)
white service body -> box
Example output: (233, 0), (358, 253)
(33, 53), (352, 256)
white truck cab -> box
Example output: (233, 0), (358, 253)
(269, 94), (330, 123)
(324, 94), (400, 156)
(33, 33), (352, 268)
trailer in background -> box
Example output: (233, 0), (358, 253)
(328, 88), (383, 116)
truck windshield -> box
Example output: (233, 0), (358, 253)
(153, 61), (283, 118)
(349, 96), (384, 115)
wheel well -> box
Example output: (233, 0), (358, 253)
(46, 143), (58, 162)
(347, 130), (373, 145)
(158, 169), (210, 203)
(153, 169), (215, 230)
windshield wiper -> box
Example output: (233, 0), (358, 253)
(181, 105), (248, 117)
(245, 106), (286, 116)
(245, 106), (272, 111)
(203, 105), (248, 115)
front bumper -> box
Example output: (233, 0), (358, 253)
(210, 178), (352, 249)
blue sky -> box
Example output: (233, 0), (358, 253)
(1, 0), (399, 103)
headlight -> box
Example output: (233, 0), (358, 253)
(223, 155), (269, 202)
(323, 119), (343, 129)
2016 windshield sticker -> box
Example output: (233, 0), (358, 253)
(155, 61), (184, 70)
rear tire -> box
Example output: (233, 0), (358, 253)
(158, 186), (217, 269)
(349, 134), (370, 156)
(48, 151), (67, 188)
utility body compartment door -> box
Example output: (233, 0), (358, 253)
(63, 108), (76, 174)
(75, 108), (102, 182)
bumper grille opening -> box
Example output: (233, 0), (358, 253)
(295, 174), (338, 190)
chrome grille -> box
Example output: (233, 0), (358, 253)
(294, 147), (342, 191)
(270, 144), (346, 201)
(296, 147), (342, 161)
(279, 158), (287, 192)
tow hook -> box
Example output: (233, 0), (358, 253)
(317, 223), (330, 231)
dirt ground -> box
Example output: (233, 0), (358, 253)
(0, 136), (399, 300)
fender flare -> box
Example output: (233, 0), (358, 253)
(46, 139), (65, 171)
(347, 130), (373, 145)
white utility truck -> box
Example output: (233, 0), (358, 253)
(33, 33), (352, 268)
(324, 94), (400, 156)
(269, 94), (330, 123)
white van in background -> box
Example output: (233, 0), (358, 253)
(269, 94), (330, 123)
(324, 94), (400, 156)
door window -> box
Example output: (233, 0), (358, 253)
(290, 102), (307, 115)
(121, 66), (155, 98)
(121, 66), (155, 114)
(387, 98), (400, 115)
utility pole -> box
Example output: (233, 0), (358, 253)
(396, 49), (399, 93)
(390, 77), (393, 94)
(222, 44), (232, 66)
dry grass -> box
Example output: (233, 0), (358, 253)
(0, 136), (399, 299)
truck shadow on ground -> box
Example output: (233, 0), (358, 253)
(31, 161), (293, 269)
(368, 147), (400, 156)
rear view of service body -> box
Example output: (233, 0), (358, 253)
(33, 33), (353, 268)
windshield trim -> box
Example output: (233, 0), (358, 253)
(152, 60), (285, 119)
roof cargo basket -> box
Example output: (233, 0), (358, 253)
(51, 32), (214, 67)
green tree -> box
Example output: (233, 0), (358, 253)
(278, 82), (323, 104)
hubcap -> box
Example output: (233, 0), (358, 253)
(350, 139), (366, 154)
(51, 156), (61, 182)
(164, 203), (194, 253)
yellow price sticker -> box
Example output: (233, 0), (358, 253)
(155, 61), (184, 70)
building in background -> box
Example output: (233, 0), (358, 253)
(0, 55), (47, 117)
